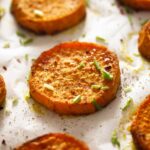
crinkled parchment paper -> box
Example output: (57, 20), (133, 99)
(0, 0), (150, 150)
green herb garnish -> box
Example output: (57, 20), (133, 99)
(91, 85), (101, 90)
(20, 38), (33, 46)
(94, 60), (101, 71)
(133, 53), (140, 57)
(101, 86), (109, 90)
(3, 42), (10, 48)
(124, 6), (133, 26)
(124, 86), (132, 93)
(77, 62), (85, 69)
(72, 95), (81, 104)
(96, 36), (107, 44)
(102, 69), (113, 80)
(16, 31), (26, 38)
(24, 91), (30, 101)
(91, 85), (109, 90)
(111, 130), (120, 148)
(92, 99), (102, 111)
(94, 60), (113, 80)
(12, 98), (18, 106)
(82, 33), (86, 37)
(122, 98), (133, 111)
(25, 54), (29, 61)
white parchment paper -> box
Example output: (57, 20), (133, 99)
(0, 0), (150, 150)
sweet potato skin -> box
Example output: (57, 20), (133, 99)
(0, 75), (6, 105)
(14, 133), (89, 150)
(11, 0), (86, 34)
(122, 0), (150, 10)
(29, 42), (120, 115)
(131, 95), (150, 150)
(138, 21), (150, 60)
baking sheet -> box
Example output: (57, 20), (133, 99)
(0, 0), (150, 150)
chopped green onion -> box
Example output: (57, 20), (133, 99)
(122, 98), (133, 111)
(125, 6), (133, 14)
(123, 133), (127, 140)
(96, 36), (107, 44)
(91, 85), (101, 90)
(127, 14), (133, 25)
(133, 53), (140, 57)
(94, 60), (101, 71)
(92, 99), (102, 111)
(33, 9), (44, 17)
(82, 33), (86, 37)
(91, 85), (109, 90)
(124, 6), (133, 26)
(111, 130), (120, 148)
(44, 83), (54, 91)
(0, 7), (5, 19)
(72, 95), (81, 104)
(124, 86), (132, 93)
(102, 69), (113, 80)
(20, 38), (33, 46)
(32, 103), (44, 115)
(101, 86), (109, 90)
(112, 2), (116, 6)
(94, 60), (113, 80)
(16, 31), (26, 38)
(32, 58), (36, 62)
(3, 42), (10, 48)
(25, 54), (29, 61)
(24, 91), (30, 101)
(77, 62), (85, 69)
(12, 98), (18, 106)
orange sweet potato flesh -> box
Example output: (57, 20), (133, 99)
(131, 95), (150, 150)
(0, 75), (6, 105)
(29, 42), (120, 115)
(14, 133), (89, 150)
(122, 0), (150, 10)
(11, 0), (86, 34)
(138, 21), (150, 60)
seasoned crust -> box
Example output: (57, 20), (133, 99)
(14, 133), (89, 150)
(131, 95), (150, 150)
(0, 75), (6, 105)
(122, 0), (150, 10)
(11, 0), (86, 34)
(29, 42), (120, 115)
(138, 21), (150, 60)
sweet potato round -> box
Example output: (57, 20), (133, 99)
(11, 0), (86, 34)
(131, 95), (150, 150)
(29, 42), (120, 115)
(138, 21), (150, 60)
(122, 0), (150, 10)
(0, 75), (6, 105)
(14, 133), (89, 150)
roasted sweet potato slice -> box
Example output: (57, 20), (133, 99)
(29, 42), (120, 115)
(131, 95), (150, 150)
(14, 133), (89, 150)
(138, 21), (150, 60)
(122, 0), (150, 10)
(11, 0), (86, 34)
(0, 75), (6, 105)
